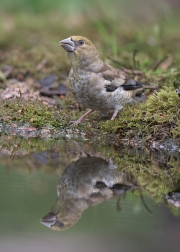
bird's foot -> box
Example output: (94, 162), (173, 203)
(69, 119), (84, 126)
(73, 141), (91, 157)
(111, 109), (120, 120)
(69, 109), (94, 126)
(69, 118), (89, 126)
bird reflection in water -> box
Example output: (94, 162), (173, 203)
(40, 152), (139, 231)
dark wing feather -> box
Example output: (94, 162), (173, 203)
(96, 63), (148, 92)
(105, 79), (146, 93)
(121, 79), (145, 90)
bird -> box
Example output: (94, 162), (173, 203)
(40, 153), (138, 231)
(59, 36), (155, 125)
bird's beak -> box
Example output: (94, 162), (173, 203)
(59, 37), (75, 52)
(40, 212), (57, 229)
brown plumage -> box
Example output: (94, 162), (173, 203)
(59, 36), (155, 125)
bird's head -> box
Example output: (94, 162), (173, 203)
(59, 36), (100, 68)
(40, 210), (80, 231)
(40, 198), (82, 231)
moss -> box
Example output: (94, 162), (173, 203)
(100, 85), (180, 139)
(0, 97), (67, 128)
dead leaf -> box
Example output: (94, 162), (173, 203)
(39, 96), (56, 106)
(39, 75), (57, 88)
(40, 82), (68, 97)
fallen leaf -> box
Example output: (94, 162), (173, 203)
(40, 82), (68, 97)
(39, 75), (57, 88)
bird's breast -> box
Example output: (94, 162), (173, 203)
(69, 69), (133, 111)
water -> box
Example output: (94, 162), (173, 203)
(0, 136), (180, 252)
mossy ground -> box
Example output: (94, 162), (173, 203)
(0, 96), (67, 128)
(100, 85), (180, 138)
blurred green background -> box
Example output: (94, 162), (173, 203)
(0, 0), (179, 17)
(0, 0), (179, 62)
(0, 0), (180, 59)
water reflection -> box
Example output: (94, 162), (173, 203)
(1, 136), (180, 252)
(40, 152), (139, 230)
(1, 136), (180, 227)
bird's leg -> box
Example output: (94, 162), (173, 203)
(70, 109), (94, 126)
(73, 141), (91, 157)
(111, 109), (120, 120)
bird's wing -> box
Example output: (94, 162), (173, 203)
(97, 63), (145, 92)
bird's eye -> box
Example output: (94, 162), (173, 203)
(79, 40), (84, 45)
(55, 220), (65, 228)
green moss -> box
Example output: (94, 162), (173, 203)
(0, 97), (67, 128)
(100, 85), (180, 139)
